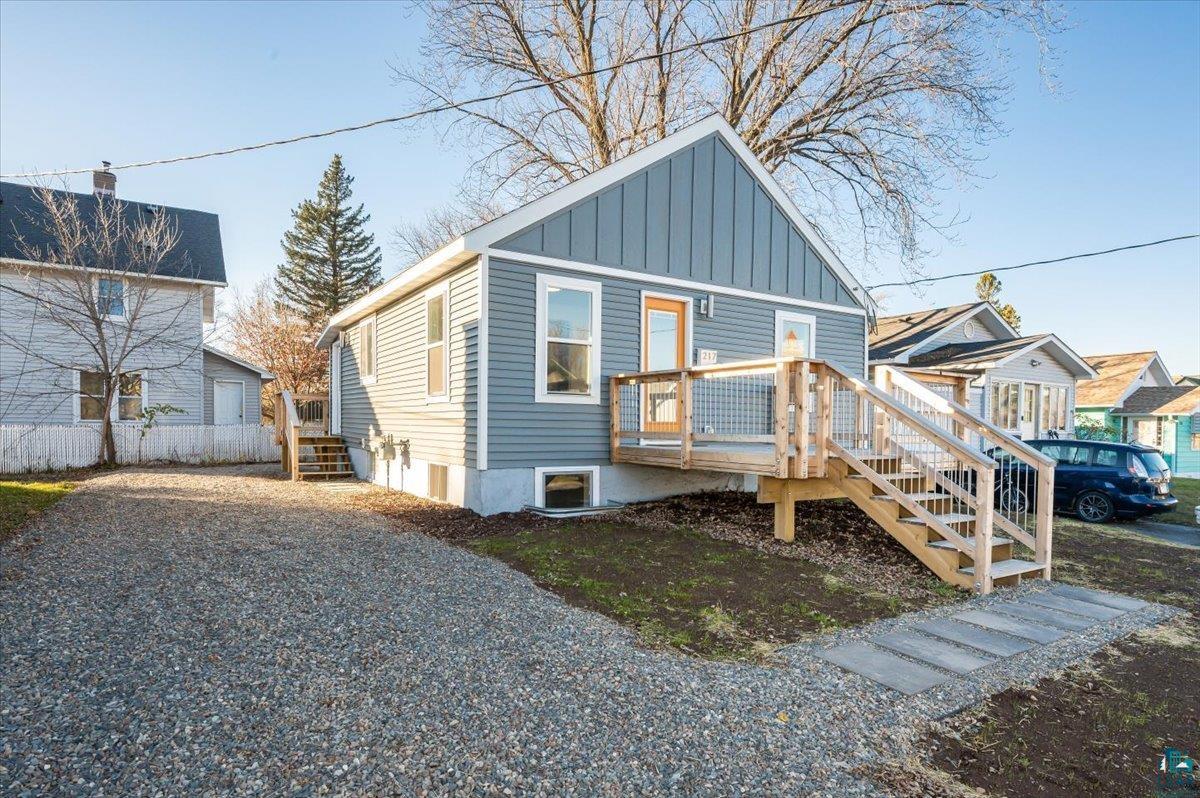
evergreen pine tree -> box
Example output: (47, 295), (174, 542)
(276, 154), (382, 321)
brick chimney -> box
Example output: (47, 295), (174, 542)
(93, 162), (116, 197)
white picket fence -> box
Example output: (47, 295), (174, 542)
(0, 424), (281, 473)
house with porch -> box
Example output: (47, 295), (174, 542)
(867, 302), (1096, 440)
(295, 115), (1059, 594)
(1074, 351), (1175, 439)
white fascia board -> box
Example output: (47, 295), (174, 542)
(489, 249), (866, 318)
(892, 303), (991, 365)
(1, 256), (228, 288)
(993, 334), (1099, 379)
(316, 238), (474, 348)
(463, 114), (871, 312)
(202, 345), (274, 379)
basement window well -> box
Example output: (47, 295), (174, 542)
(534, 466), (599, 510)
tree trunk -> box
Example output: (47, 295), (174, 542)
(100, 382), (117, 466)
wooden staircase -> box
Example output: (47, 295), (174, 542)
(295, 435), (354, 480)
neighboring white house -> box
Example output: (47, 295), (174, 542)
(1, 174), (276, 469)
(868, 302), (1097, 439)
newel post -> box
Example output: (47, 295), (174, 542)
(974, 467), (996, 594)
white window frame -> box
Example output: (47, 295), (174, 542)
(357, 314), (377, 386)
(425, 283), (450, 403)
(74, 368), (148, 423)
(535, 273), (602, 404)
(533, 465), (601, 509)
(94, 276), (127, 320)
(212, 379), (246, 425)
(330, 337), (343, 435)
(774, 310), (816, 358)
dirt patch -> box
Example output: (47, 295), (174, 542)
(468, 522), (932, 660)
(925, 620), (1199, 798)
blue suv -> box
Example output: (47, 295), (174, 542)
(1022, 439), (1177, 523)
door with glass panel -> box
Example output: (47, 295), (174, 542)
(1020, 383), (1038, 439)
(642, 297), (688, 434)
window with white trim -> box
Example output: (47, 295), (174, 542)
(774, 310), (816, 357)
(428, 463), (448, 502)
(78, 370), (144, 421)
(1040, 385), (1069, 432)
(96, 278), (125, 318)
(989, 381), (1020, 430)
(535, 466), (600, 510)
(426, 288), (448, 400)
(536, 274), (601, 403)
(358, 316), (376, 384)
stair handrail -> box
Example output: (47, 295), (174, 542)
(277, 390), (302, 480)
(877, 365), (1055, 576)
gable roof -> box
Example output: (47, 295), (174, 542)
(869, 302), (1019, 363)
(1076, 351), (1163, 407)
(906, 333), (1097, 378)
(203, 346), (274, 380)
(1111, 385), (1200, 416)
(0, 181), (227, 285)
(317, 115), (869, 348)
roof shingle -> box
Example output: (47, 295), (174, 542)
(1111, 385), (1200, 416)
(869, 302), (984, 361)
(1075, 352), (1158, 407)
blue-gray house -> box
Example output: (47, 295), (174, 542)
(317, 115), (873, 515)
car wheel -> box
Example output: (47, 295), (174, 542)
(1076, 491), (1115, 523)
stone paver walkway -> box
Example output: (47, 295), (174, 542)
(815, 584), (1148, 695)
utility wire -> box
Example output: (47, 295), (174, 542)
(867, 234), (1200, 290)
(1, 11), (821, 180)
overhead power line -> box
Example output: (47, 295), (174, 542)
(1, 11), (821, 180)
(867, 234), (1200, 290)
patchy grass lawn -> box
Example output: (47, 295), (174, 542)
(909, 511), (1200, 798)
(0, 479), (76, 543)
(356, 489), (965, 661)
(1163, 475), (1200, 526)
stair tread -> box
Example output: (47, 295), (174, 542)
(928, 536), (1013, 550)
(959, 559), (1044, 578)
(899, 512), (975, 526)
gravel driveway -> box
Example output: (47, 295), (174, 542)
(0, 466), (1179, 796)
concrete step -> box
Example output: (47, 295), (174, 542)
(991, 599), (1096, 632)
(914, 618), (1034, 657)
(815, 641), (951, 695)
(953, 609), (1066, 644)
(1024, 591), (1126, 621)
(1049, 584), (1148, 612)
(873, 631), (995, 674)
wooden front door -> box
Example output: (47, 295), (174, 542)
(642, 297), (688, 434)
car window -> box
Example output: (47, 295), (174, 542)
(1139, 451), (1170, 475)
(1093, 448), (1122, 468)
(1039, 444), (1091, 466)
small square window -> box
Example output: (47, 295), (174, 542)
(537, 468), (598, 510)
(97, 278), (125, 318)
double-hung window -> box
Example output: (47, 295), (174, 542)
(358, 316), (376, 385)
(425, 286), (449, 401)
(96, 278), (125, 319)
(535, 273), (601, 404)
(77, 369), (144, 421)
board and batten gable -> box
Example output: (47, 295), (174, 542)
(201, 350), (264, 425)
(486, 258), (866, 469)
(496, 133), (862, 310)
(338, 260), (479, 469)
(0, 264), (205, 424)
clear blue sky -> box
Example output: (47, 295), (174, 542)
(2, 0), (1197, 372)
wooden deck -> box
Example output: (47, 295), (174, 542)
(610, 358), (1057, 595)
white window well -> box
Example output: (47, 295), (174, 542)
(534, 466), (600, 510)
(774, 310), (816, 358)
(358, 316), (377, 385)
(425, 285), (449, 401)
(535, 273), (601, 403)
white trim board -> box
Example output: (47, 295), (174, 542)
(493, 250), (866, 317)
(423, 281), (451, 404)
(477, 254), (489, 471)
(534, 272), (603, 405)
(1, 256), (227, 288)
(774, 309), (817, 358)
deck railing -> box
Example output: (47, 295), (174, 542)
(876, 365), (1055, 578)
(273, 391), (329, 480)
(611, 357), (1054, 594)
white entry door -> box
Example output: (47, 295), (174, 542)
(214, 380), (244, 425)
(1019, 383), (1038, 439)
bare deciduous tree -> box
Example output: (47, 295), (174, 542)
(0, 185), (205, 465)
(223, 280), (328, 413)
(394, 0), (1059, 274)
(391, 196), (505, 267)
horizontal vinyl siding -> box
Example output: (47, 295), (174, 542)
(989, 345), (1076, 387)
(338, 261), (478, 467)
(908, 317), (1002, 358)
(1174, 416), (1200, 475)
(487, 258), (866, 469)
(1, 265), (204, 424)
(497, 133), (862, 309)
(201, 351), (263, 425)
